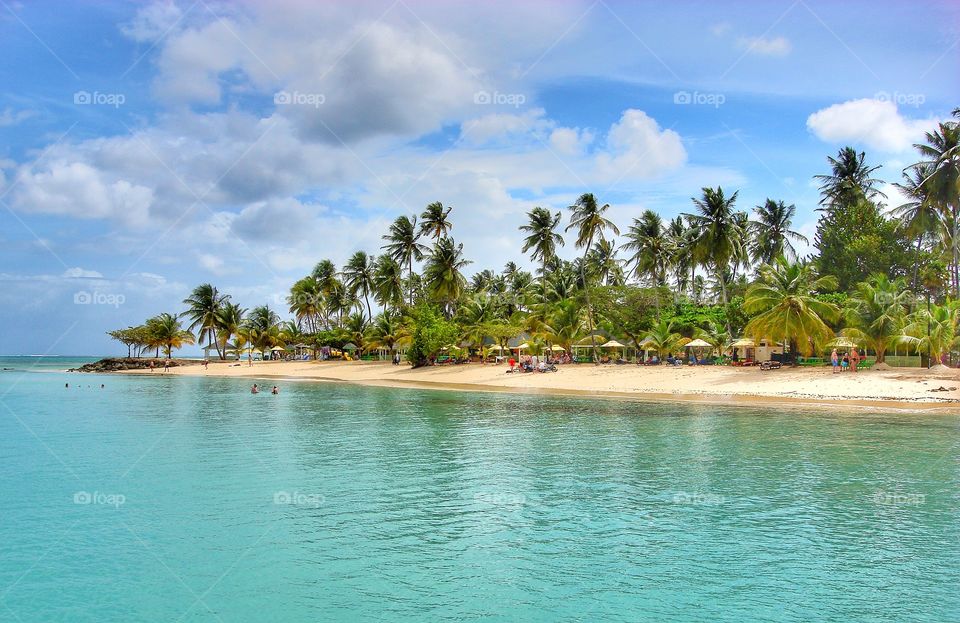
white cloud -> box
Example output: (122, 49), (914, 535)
(460, 108), (551, 145)
(595, 109), (686, 181)
(120, 1), (183, 42)
(549, 127), (593, 156)
(806, 98), (939, 152)
(0, 107), (35, 127)
(62, 267), (104, 279)
(737, 35), (791, 56)
(711, 22), (732, 37)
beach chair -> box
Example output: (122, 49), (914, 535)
(759, 360), (782, 371)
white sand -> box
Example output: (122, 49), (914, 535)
(119, 360), (960, 412)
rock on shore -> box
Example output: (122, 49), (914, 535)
(70, 358), (200, 372)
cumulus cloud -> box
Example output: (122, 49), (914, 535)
(460, 108), (551, 145)
(595, 109), (686, 181)
(806, 98), (939, 152)
(737, 35), (791, 56)
(549, 127), (594, 156)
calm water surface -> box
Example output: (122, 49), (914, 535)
(1, 357), (958, 622)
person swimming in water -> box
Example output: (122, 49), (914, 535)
(251, 384), (260, 394)
(271, 386), (279, 394)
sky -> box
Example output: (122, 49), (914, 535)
(0, 0), (957, 355)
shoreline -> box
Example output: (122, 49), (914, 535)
(113, 360), (960, 414)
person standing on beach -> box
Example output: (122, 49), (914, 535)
(163, 359), (170, 373)
(149, 360), (155, 373)
(850, 348), (860, 373)
(831, 349), (839, 374)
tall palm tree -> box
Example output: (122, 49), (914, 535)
(424, 237), (472, 317)
(372, 254), (405, 312)
(566, 192), (619, 360)
(288, 277), (323, 333)
(342, 251), (376, 321)
(586, 238), (624, 286)
(311, 260), (338, 294)
(419, 201), (453, 241)
(843, 274), (912, 364)
(743, 256), (840, 358)
(684, 187), (741, 330)
(911, 117), (960, 294)
(181, 284), (229, 359)
(666, 216), (691, 298)
(146, 313), (195, 358)
(622, 209), (669, 317)
(367, 310), (409, 354)
(381, 215), (428, 305)
(750, 199), (808, 265)
(814, 146), (886, 207)
(519, 207), (565, 301)
(893, 164), (944, 290)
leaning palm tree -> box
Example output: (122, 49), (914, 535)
(842, 274), (912, 364)
(423, 237), (472, 317)
(519, 207), (564, 301)
(372, 254), (405, 313)
(566, 193), (619, 360)
(684, 187), (742, 330)
(419, 201), (453, 241)
(750, 199), (808, 265)
(743, 256), (840, 359)
(814, 146), (886, 208)
(342, 251), (376, 321)
(146, 313), (195, 358)
(181, 284), (229, 359)
(381, 215), (428, 305)
(215, 301), (246, 356)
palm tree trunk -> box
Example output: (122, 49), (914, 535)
(911, 236), (922, 292)
(581, 239), (597, 364)
(365, 293), (372, 323)
(717, 264), (731, 334)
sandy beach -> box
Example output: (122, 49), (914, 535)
(118, 360), (960, 412)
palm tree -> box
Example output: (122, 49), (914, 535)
(843, 274), (912, 364)
(311, 260), (338, 294)
(684, 187), (741, 330)
(586, 238), (624, 286)
(215, 301), (245, 356)
(540, 299), (584, 352)
(815, 146), (886, 207)
(424, 237), (472, 317)
(566, 193), (619, 361)
(911, 118), (960, 294)
(902, 301), (959, 366)
(519, 207), (564, 301)
(622, 209), (669, 317)
(666, 216), (691, 298)
(367, 310), (409, 354)
(643, 320), (684, 358)
(372, 254), (405, 312)
(342, 251), (376, 321)
(181, 284), (229, 359)
(750, 199), (808, 265)
(288, 277), (324, 333)
(743, 256), (840, 358)
(419, 201), (453, 241)
(382, 215), (428, 305)
(893, 164), (943, 290)
(146, 313), (195, 358)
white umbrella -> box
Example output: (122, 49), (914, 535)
(685, 339), (712, 347)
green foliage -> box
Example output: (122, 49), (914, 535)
(813, 197), (912, 292)
(407, 304), (460, 368)
(591, 285), (659, 346)
(662, 301), (728, 337)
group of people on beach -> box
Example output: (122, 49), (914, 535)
(831, 348), (861, 373)
(250, 383), (280, 394)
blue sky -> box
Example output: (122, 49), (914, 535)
(0, 0), (957, 355)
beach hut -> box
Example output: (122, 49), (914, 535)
(729, 338), (755, 363)
(600, 339), (628, 361)
(268, 345), (285, 360)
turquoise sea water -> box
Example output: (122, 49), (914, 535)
(1, 357), (958, 622)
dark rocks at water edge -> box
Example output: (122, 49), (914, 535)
(70, 358), (201, 372)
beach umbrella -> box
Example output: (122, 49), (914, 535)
(730, 338), (755, 347)
(685, 339), (712, 347)
(827, 336), (859, 349)
(600, 339), (628, 360)
(342, 342), (358, 351)
(549, 345), (565, 351)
